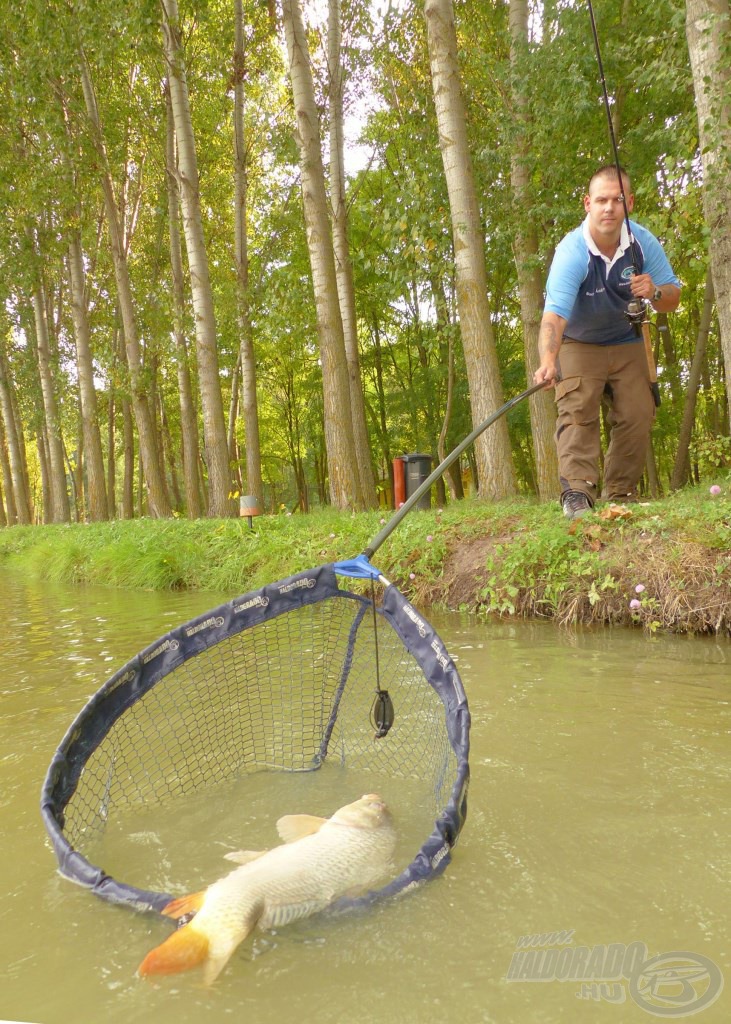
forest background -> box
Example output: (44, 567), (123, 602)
(0, 0), (730, 528)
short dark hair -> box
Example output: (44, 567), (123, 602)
(589, 164), (631, 192)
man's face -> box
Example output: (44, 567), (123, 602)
(583, 174), (634, 241)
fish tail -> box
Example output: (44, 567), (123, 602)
(138, 920), (209, 977)
(162, 890), (206, 920)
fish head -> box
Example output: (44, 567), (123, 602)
(330, 793), (391, 830)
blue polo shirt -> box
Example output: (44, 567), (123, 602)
(545, 218), (680, 345)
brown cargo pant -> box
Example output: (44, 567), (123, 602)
(554, 339), (655, 502)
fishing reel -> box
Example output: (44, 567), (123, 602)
(625, 298), (647, 338)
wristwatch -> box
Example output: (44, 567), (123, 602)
(652, 286), (662, 302)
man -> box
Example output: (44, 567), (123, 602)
(534, 166), (681, 519)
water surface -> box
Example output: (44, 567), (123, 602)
(1, 572), (729, 1023)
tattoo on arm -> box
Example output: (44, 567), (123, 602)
(539, 321), (559, 357)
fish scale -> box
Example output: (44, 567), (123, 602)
(138, 793), (396, 984)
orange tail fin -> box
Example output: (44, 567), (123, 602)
(162, 890), (206, 920)
(138, 922), (209, 977)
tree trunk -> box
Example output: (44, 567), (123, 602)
(115, 328), (135, 520)
(67, 228), (109, 521)
(432, 280), (457, 500)
(79, 52), (172, 517)
(670, 270), (715, 490)
(369, 317), (392, 500)
(686, 0), (731, 419)
(159, 393), (182, 510)
(67, 428), (82, 522)
(232, 0), (265, 509)
(282, 0), (362, 509)
(107, 389), (116, 519)
(508, 0), (559, 500)
(161, 0), (235, 518)
(30, 265), (70, 523)
(424, 0), (516, 499)
(37, 432), (50, 523)
(645, 440), (660, 498)
(0, 413), (15, 525)
(164, 84), (204, 519)
(327, 0), (377, 508)
(0, 337), (32, 524)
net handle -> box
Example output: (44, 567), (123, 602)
(363, 381), (546, 559)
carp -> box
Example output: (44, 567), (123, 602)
(138, 793), (396, 984)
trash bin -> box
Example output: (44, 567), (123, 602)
(402, 453), (432, 511)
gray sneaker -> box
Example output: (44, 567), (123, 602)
(561, 489), (593, 520)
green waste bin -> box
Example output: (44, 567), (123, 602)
(402, 453), (432, 511)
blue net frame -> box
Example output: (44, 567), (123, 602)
(41, 561), (470, 915)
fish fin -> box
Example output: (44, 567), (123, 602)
(202, 907), (262, 985)
(201, 941), (242, 986)
(161, 891), (207, 920)
(138, 922), (209, 977)
(276, 813), (327, 843)
(223, 848), (268, 865)
(259, 899), (326, 929)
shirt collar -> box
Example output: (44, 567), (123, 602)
(582, 216), (632, 270)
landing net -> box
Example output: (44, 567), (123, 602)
(41, 561), (469, 914)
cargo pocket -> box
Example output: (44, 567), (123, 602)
(554, 377), (581, 403)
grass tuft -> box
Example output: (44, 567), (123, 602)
(0, 479), (729, 635)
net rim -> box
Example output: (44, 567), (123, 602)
(41, 563), (470, 915)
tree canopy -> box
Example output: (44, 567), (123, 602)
(0, 0), (727, 525)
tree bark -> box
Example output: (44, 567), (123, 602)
(670, 270), (715, 490)
(161, 0), (235, 518)
(233, 0), (264, 509)
(78, 52), (172, 517)
(282, 0), (362, 509)
(67, 228), (109, 521)
(424, 0), (516, 499)
(0, 337), (32, 524)
(107, 388), (116, 519)
(164, 83), (203, 518)
(37, 431), (50, 523)
(686, 0), (731, 419)
(30, 261), (70, 523)
(508, 0), (559, 500)
(327, 0), (377, 508)
(431, 277), (458, 500)
(0, 413), (14, 525)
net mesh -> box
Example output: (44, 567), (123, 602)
(42, 565), (470, 913)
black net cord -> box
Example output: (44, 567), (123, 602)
(316, 600), (368, 764)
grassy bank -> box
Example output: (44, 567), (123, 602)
(1, 483), (730, 635)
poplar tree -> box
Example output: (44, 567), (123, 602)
(424, 0), (516, 499)
(281, 0), (362, 510)
(161, 0), (235, 518)
(686, 0), (731, 420)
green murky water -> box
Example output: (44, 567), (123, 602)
(1, 571), (729, 1024)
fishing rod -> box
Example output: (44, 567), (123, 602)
(586, 0), (661, 407)
(363, 381), (545, 560)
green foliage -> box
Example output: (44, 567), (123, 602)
(0, 0), (726, 523)
(481, 522), (600, 617)
(692, 434), (731, 473)
(0, 484), (729, 636)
